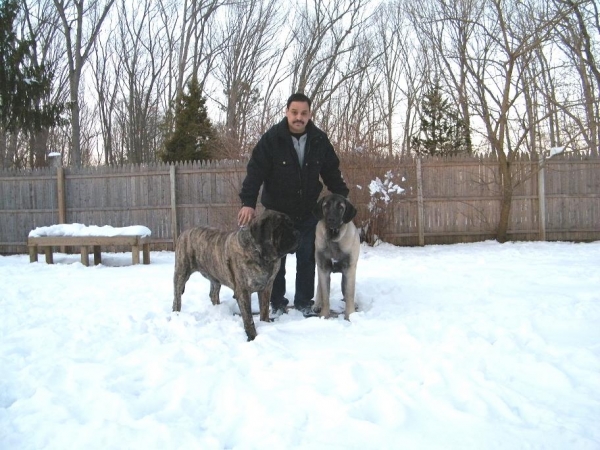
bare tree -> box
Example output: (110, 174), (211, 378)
(321, 38), (385, 155)
(375, 0), (427, 157)
(553, 0), (599, 155)
(52, 0), (116, 167)
(154, 0), (223, 147)
(288, 0), (374, 114)
(408, 0), (483, 156)
(534, 47), (563, 150)
(90, 18), (120, 165)
(457, 0), (564, 241)
(114, 0), (168, 164)
(171, 0), (224, 99)
(214, 0), (285, 157)
(562, 0), (600, 92)
(78, 95), (97, 165)
(20, 0), (68, 168)
(255, 33), (294, 136)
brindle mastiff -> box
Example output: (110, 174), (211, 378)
(312, 194), (360, 320)
(172, 210), (299, 341)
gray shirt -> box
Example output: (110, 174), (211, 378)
(291, 133), (308, 166)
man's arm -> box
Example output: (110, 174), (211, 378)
(238, 136), (271, 225)
(239, 136), (270, 207)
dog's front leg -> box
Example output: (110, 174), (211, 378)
(342, 266), (357, 320)
(173, 267), (190, 312)
(258, 287), (271, 322)
(313, 270), (323, 313)
(236, 289), (257, 341)
(316, 267), (332, 318)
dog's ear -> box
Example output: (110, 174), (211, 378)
(342, 198), (357, 223)
(313, 197), (325, 220)
(248, 215), (262, 243)
(248, 214), (280, 258)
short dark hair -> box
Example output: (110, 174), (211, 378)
(287, 93), (312, 110)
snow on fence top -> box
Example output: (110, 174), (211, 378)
(28, 224), (152, 238)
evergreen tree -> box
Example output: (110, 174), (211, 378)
(160, 77), (215, 163)
(0, 0), (63, 133)
(411, 83), (471, 157)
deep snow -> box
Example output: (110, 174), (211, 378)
(1, 240), (599, 449)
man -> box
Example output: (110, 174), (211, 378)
(238, 93), (349, 315)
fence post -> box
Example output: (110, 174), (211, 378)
(170, 164), (178, 248)
(56, 167), (67, 253)
(57, 167), (66, 224)
(538, 157), (546, 241)
(416, 157), (425, 246)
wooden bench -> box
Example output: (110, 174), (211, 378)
(28, 235), (152, 266)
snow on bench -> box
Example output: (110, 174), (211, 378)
(28, 224), (153, 266)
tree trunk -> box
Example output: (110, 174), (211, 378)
(0, 132), (6, 169)
(28, 129), (50, 168)
(496, 153), (513, 243)
(70, 86), (82, 167)
(53, 0), (115, 167)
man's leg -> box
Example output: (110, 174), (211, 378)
(294, 215), (318, 308)
(271, 255), (289, 312)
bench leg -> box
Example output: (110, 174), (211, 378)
(132, 244), (140, 265)
(44, 247), (54, 264)
(93, 246), (102, 265)
(142, 243), (150, 264)
(81, 246), (90, 266)
(29, 245), (38, 263)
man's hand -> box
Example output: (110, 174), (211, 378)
(238, 206), (256, 226)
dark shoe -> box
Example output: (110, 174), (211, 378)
(294, 298), (314, 309)
(294, 298), (316, 317)
(271, 297), (289, 315)
(299, 307), (319, 317)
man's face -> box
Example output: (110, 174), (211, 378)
(286, 101), (311, 134)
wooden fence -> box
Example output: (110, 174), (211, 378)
(1, 154), (599, 254)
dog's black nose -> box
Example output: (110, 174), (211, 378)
(327, 218), (339, 228)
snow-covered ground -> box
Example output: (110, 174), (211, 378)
(1, 240), (599, 449)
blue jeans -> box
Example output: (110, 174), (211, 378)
(271, 214), (318, 305)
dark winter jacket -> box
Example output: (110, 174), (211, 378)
(239, 117), (349, 221)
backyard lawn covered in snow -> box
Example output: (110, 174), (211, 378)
(1, 240), (599, 449)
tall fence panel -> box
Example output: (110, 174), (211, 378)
(63, 164), (174, 245)
(1, 155), (599, 254)
(420, 157), (502, 244)
(0, 168), (60, 253)
(544, 157), (600, 241)
(174, 160), (245, 240)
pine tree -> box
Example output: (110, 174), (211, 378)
(411, 83), (471, 157)
(160, 77), (216, 163)
(0, 0), (63, 133)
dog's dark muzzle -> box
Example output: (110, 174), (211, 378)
(326, 227), (341, 240)
(325, 214), (343, 239)
(277, 228), (300, 257)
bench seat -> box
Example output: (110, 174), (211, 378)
(28, 235), (151, 266)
